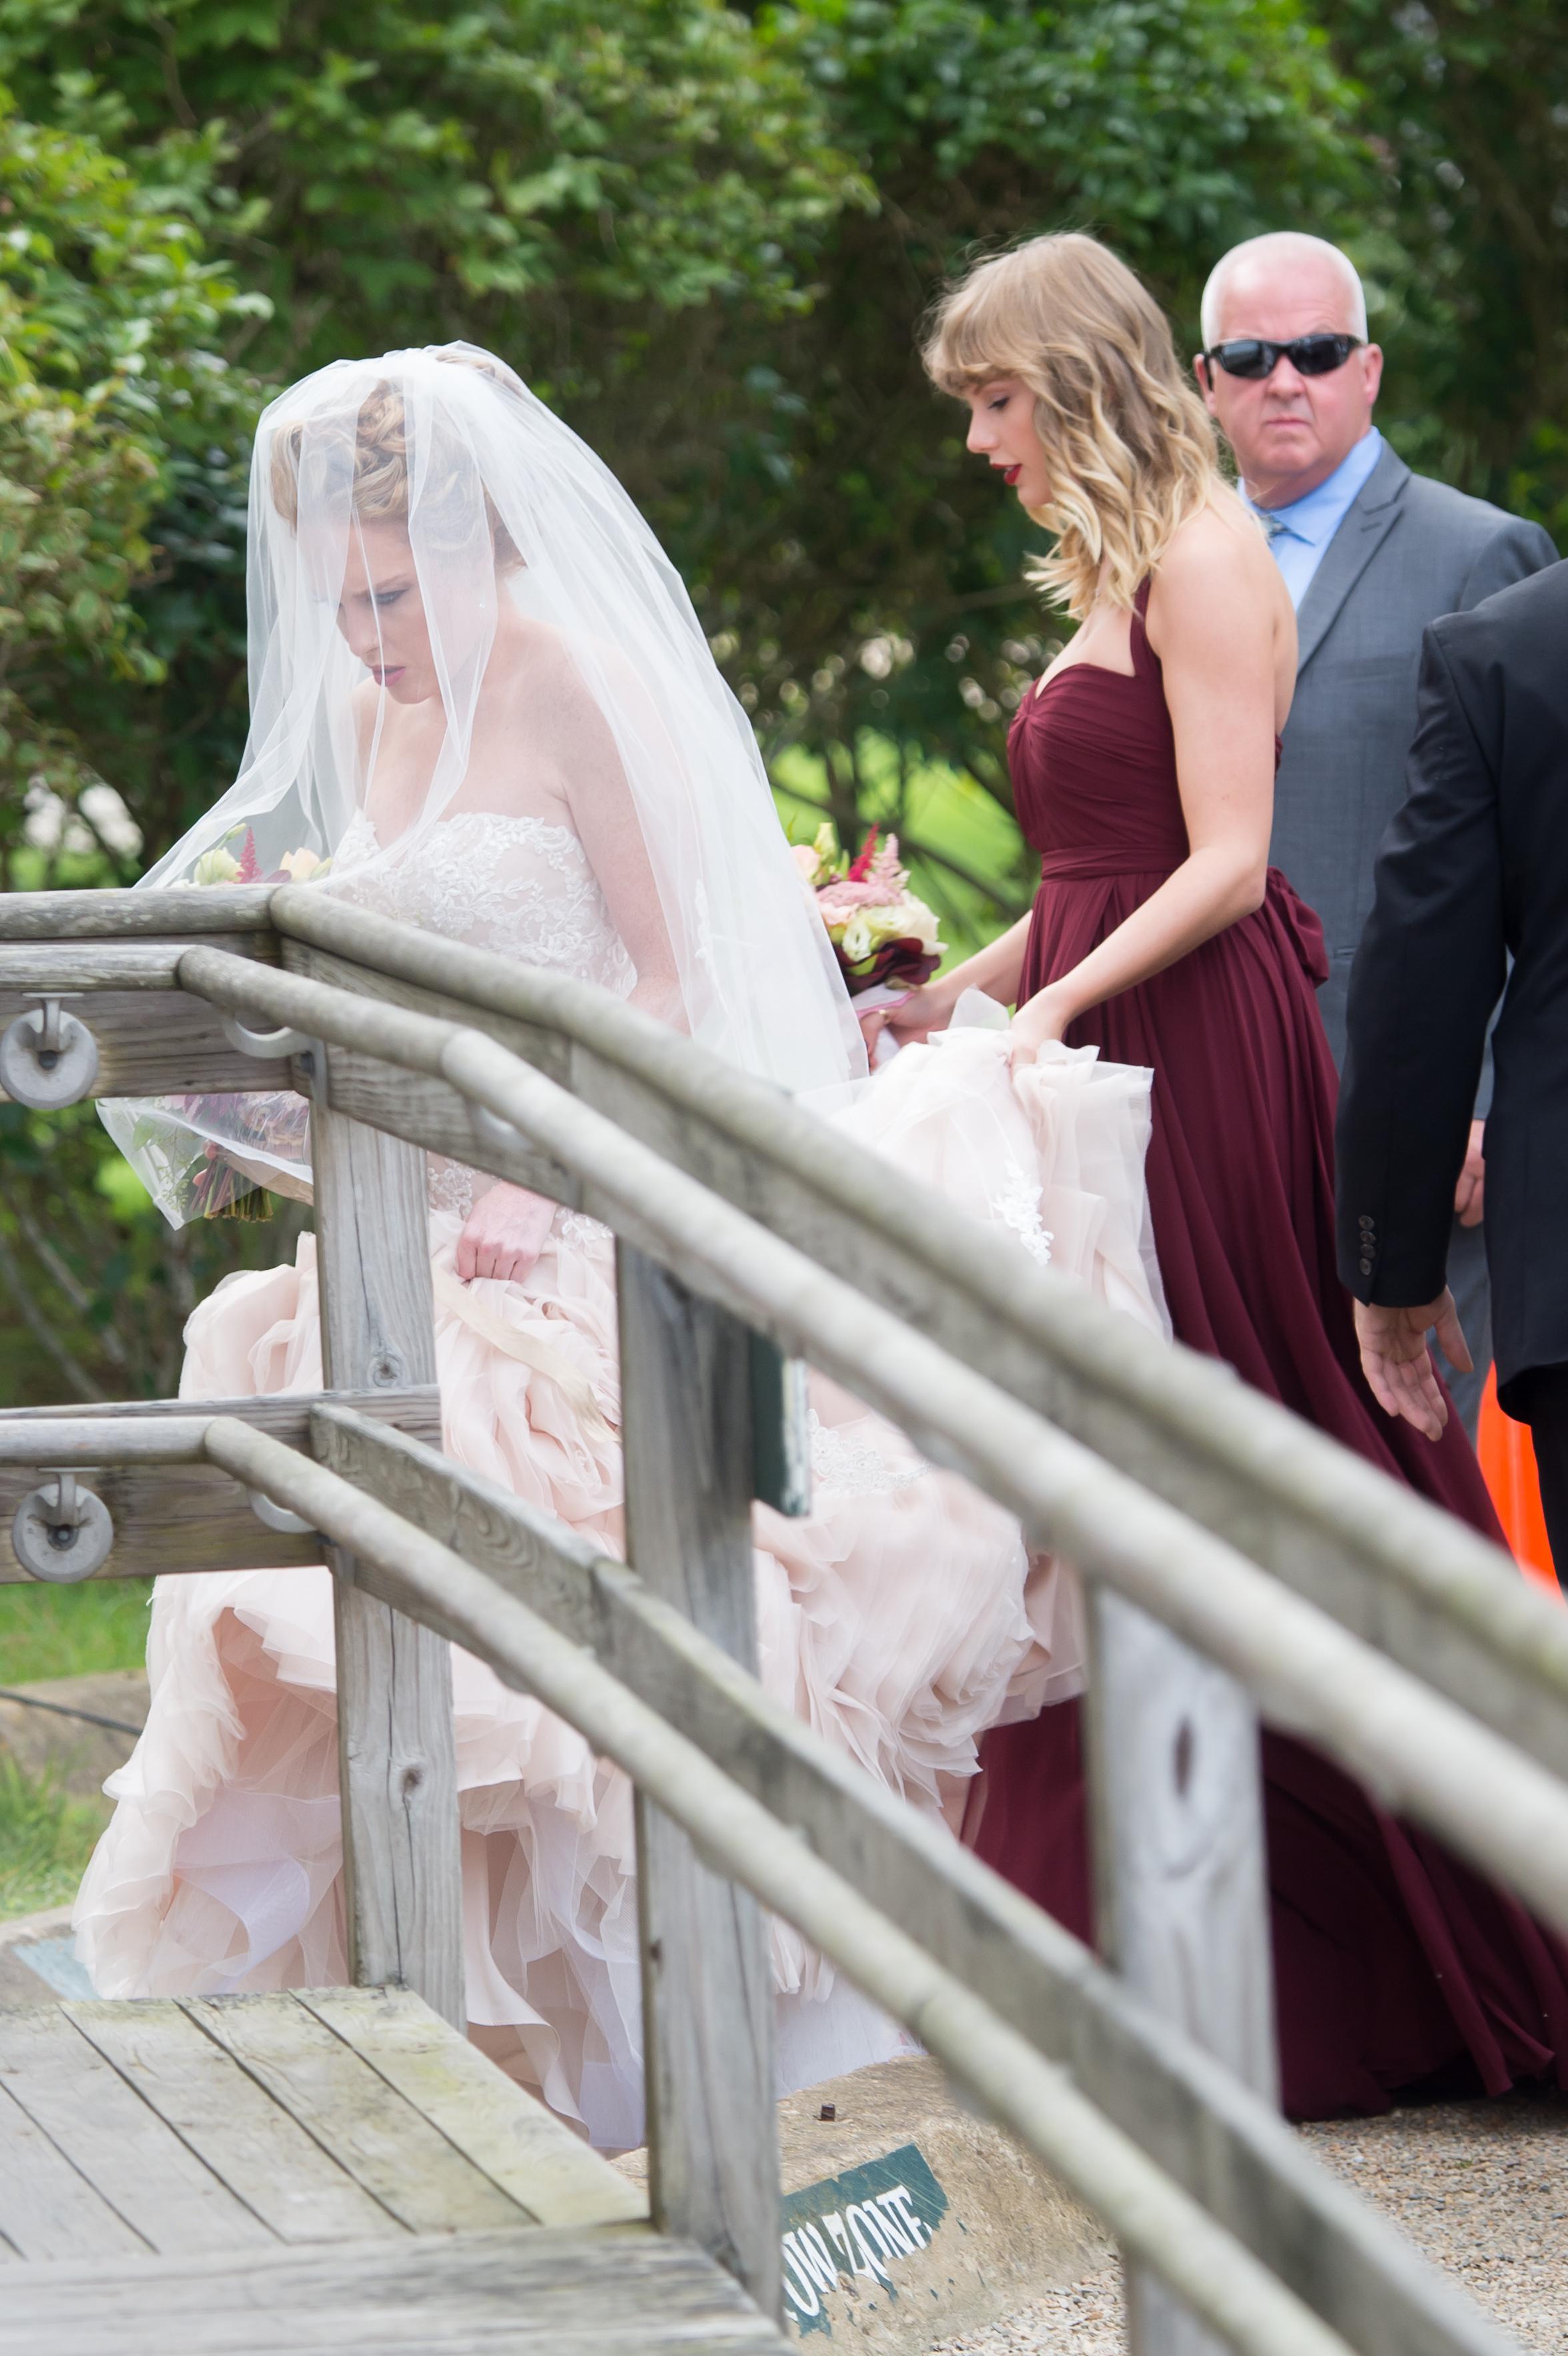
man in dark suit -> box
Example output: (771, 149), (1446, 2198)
(1336, 560), (1568, 1571)
(1196, 231), (1557, 1433)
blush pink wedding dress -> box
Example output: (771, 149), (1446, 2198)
(75, 803), (1170, 2147)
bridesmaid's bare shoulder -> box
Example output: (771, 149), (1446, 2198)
(1146, 492), (1294, 664)
(1157, 490), (1281, 595)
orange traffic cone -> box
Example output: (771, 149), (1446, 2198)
(1477, 1366), (1559, 1595)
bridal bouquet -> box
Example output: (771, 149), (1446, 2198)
(793, 823), (943, 996)
(187, 826), (330, 887)
(129, 1093), (313, 1222)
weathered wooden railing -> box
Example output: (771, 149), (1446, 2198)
(1, 884), (1558, 2356)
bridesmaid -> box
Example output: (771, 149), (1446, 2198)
(890, 231), (1568, 2119)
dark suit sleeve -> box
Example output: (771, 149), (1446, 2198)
(1453, 522), (1553, 1117)
(1458, 517), (1559, 609)
(1336, 622), (1507, 1304)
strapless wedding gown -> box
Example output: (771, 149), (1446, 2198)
(74, 808), (1168, 2147)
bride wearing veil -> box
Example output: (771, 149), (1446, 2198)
(77, 346), (1166, 2146)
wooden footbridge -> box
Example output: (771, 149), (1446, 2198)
(0, 881), (1564, 2355)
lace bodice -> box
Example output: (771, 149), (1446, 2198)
(334, 809), (637, 996)
(334, 808), (634, 1218)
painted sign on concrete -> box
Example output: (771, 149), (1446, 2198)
(780, 2142), (949, 2335)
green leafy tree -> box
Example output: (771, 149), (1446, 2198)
(0, 0), (870, 865)
(0, 86), (282, 1404)
(695, 0), (1373, 943)
(0, 0), (863, 360)
(0, 2), (1393, 1407)
(0, 6), (865, 1404)
(1316, 0), (1568, 539)
(0, 81), (263, 882)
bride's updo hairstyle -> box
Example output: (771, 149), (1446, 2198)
(268, 351), (524, 571)
(924, 232), (1221, 617)
(103, 340), (865, 1225)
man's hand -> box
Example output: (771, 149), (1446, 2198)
(456, 1181), (558, 1284)
(1454, 1118), (1486, 1228)
(1353, 1290), (1471, 1442)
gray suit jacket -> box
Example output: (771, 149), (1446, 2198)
(1272, 442), (1557, 1074)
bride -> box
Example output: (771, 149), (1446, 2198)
(78, 345), (1166, 2146)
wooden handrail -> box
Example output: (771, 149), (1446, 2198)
(258, 896), (1568, 1771)
(202, 1414), (1360, 2356)
(0, 887), (1536, 2355)
(3, 887), (1559, 1766)
(305, 1404), (1506, 2356)
(161, 937), (1568, 1932)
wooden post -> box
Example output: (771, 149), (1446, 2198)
(617, 1242), (781, 2325)
(1085, 1589), (1277, 2356)
(311, 1099), (464, 2032)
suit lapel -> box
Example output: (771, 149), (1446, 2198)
(1294, 444), (1411, 675)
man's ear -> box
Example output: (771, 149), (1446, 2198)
(1193, 353), (1216, 408)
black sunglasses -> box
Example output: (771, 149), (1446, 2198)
(1203, 334), (1364, 381)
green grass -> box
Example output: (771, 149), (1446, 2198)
(0, 1580), (152, 1683)
(0, 1585), (147, 1922)
(0, 1755), (105, 1920)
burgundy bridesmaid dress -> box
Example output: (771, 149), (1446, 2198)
(973, 582), (1568, 2118)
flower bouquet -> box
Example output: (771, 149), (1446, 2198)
(187, 826), (331, 888)
(129, 1092), (312, 1222)
(792, 823), (943, 997)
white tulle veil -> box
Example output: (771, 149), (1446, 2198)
(103, 344), (863, 1222)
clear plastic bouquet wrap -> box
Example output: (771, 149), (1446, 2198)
(128, 828), (329, 1220)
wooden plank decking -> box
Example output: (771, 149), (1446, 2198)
(0, 1986), (791, 2355)
(0, 2227), (791, 2353)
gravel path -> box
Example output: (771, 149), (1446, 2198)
(933, 2090), (1568, 2355)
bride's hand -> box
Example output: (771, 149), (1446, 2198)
(869, 975), (960, 1054)
(1008, 985), (1074, 1068)
(456, 1181), (559, 1284)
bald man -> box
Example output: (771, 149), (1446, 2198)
(1196, 232), (1557, 1435)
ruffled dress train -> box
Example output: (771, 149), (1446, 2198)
(75, 1005), (1168, 2149)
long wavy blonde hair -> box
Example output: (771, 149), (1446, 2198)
(924, 233), (1222, 617)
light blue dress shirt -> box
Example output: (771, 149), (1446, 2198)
(1243, 428), (1385, 609)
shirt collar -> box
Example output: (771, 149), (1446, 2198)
(1243, 427), (1384, 546)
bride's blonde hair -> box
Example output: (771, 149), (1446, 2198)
(924, 233), (1222, 617)
(269, 350), (523, 569)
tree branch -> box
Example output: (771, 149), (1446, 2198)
(11, 1205), (130, 1370)
(0, 1222), (106, 1403)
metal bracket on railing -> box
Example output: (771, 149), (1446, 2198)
(11, 1471), (114, 1582)
(220, 1013), (318, 1066)
(0, 996), (100, 1109)
(470, 1105), (520, 1151)
(246, 1487), (316, 1538)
